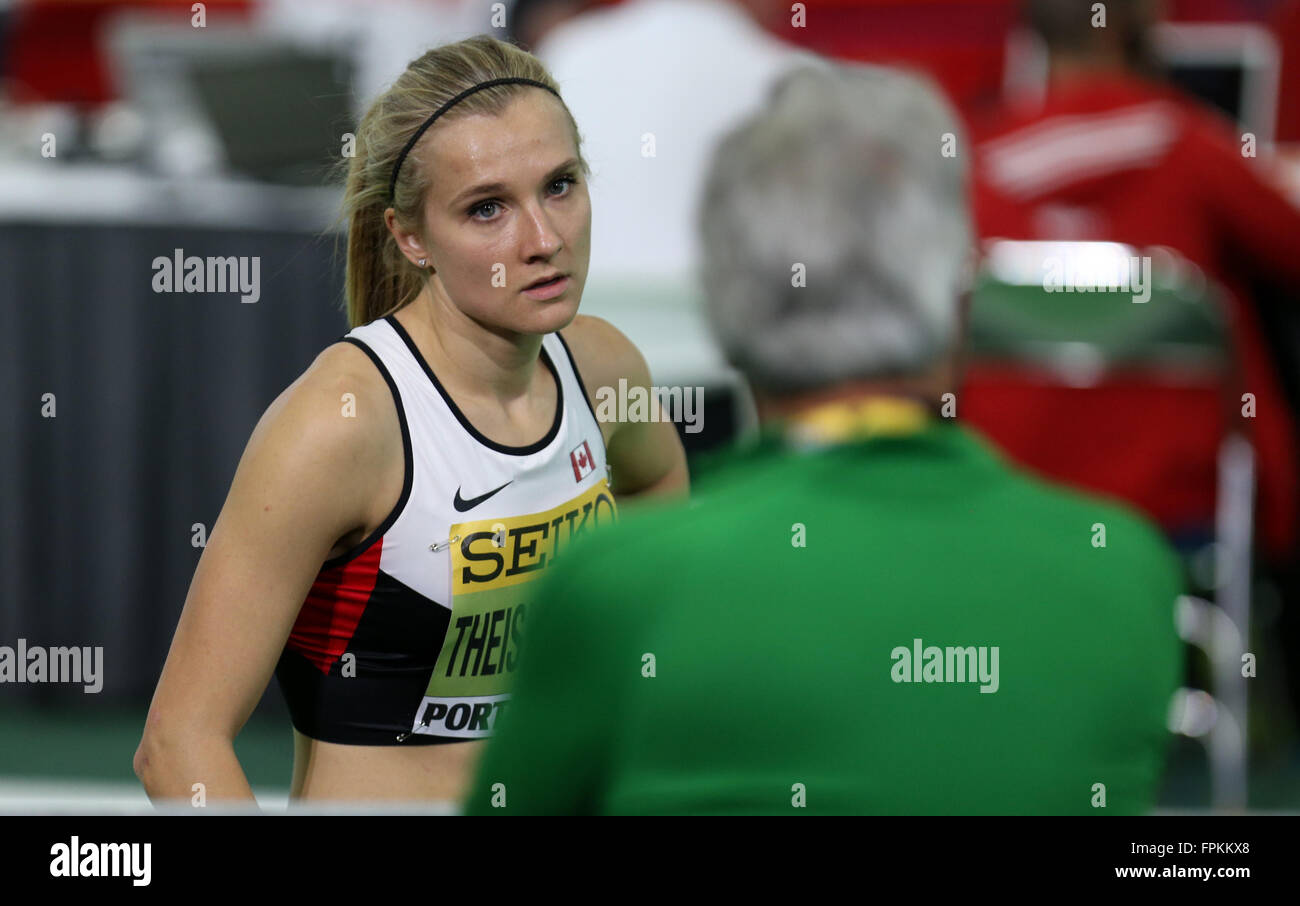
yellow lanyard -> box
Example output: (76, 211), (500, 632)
(782, 396), (931, 449)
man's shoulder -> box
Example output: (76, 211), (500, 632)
(995, 458), (1182, 578)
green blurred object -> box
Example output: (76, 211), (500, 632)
(969, 241), (1229, 377)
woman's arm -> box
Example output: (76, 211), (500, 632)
(560, 315), (690, 505)
(607, 418), (690, 503)
(133, 343), (395, 804)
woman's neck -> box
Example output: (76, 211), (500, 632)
(394, 289), (544, 406)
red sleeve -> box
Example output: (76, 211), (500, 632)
(1187, 112), (1300, 286)
(970, 125), (1030, 241)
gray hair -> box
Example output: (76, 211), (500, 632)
(696, 63), (973, 395)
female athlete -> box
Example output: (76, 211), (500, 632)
(134, 34), (689, 805)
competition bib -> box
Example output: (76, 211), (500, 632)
(409, 479), (617, 739)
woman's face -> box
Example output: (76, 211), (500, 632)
(415, 91), (591, 338)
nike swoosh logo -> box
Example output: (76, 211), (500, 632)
(453, 481), (513, 512)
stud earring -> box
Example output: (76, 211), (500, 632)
(417, 258), (427, 267)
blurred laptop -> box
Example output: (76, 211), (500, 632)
(1155, 22), (1281, 147)
(105, 15), (355, 184)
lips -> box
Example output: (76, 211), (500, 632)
(524, 273), (566, 289)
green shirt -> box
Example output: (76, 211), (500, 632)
(464, 420), (1182, 815)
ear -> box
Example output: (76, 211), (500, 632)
(384, 206), (434, 270)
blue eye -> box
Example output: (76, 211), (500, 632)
(549, 175), (579, 196)
(468, 175), (579, 222)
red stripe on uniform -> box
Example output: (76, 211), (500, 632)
(285, 538), (384, 674)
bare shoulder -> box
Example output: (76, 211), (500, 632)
(299, 337), (395, 421)
(306, 338), (389, 392)
(558, 314), (650, 393)
(251, 340), (400, 490)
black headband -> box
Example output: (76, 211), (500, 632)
(387, 77), (562, 203)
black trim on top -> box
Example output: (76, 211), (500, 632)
(553, 329), (601, 429)
(277, 646), (465, 746)
(383, 314), (563, 456)
(319, 337), (415, 570)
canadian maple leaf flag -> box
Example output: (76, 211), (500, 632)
(569, 440), (595, 482)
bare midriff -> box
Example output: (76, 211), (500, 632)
(289, 730), (486, 804)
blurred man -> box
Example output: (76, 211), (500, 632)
(463, 63), (1183, 816)
(971, 0), (1300, 565)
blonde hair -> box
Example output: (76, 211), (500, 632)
(331, 35), (589, 329)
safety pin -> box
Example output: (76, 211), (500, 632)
(397, 706), (438, 742)
(428, 534), (461, 553)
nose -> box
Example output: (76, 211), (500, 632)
(520, 199), (564, 261)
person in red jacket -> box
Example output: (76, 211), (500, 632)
(970, 0), (1300, 730)
(972, 0), (1300, 558)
